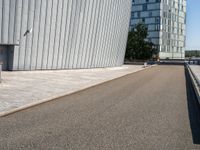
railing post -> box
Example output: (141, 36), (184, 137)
(0, 62), (2, 83)
(144, 62), (147, 68)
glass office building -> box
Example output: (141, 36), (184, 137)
(130, 0), (186, 59)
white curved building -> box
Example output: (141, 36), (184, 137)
(0, 0), (131, 70)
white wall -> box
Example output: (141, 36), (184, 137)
(0, 0), (132, 70)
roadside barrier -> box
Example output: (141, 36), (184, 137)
(0, 63), (2, 83)
(187, 64), (200, 104)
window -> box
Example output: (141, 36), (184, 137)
(163, 11), (167, 18)
(155, 17), (160, 23)
(137, 12), (140, 18)
(155, 24), (160, 31)
(143, 4), (147, 11)
(131, 12), (134, 19)
(149, 12), (152, 17)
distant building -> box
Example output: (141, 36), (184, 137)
(130, 0), (186, 59)
(0, 0), (131, 71)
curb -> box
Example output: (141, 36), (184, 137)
(186, 64), (200, 104)
(0, 65), (157, 117)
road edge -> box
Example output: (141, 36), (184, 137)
(186, 64), (200, 105)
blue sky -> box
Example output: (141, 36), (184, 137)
(186, 0), (200, 50)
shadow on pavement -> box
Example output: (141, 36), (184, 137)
(185, 67), (200, 144)
(159, 62), (185, 65)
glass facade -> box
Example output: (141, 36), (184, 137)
(130, 0), (186, 59)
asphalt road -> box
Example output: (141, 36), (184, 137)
(1, 65), (200, 150)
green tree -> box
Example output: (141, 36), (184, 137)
(125, 22), (158, 60)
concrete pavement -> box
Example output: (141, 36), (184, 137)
(0, 65), (200, 149)
(0, 65), (149, 116)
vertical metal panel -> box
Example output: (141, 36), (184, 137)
(2, 0), (9, 43)
(18, 0), (29, 70)
(0, 0), (132, 70)
(91, 0), (104, 68)
(120, 0), (131, 65)
(8, 0), (16, 44)
(115, 0), (124, 66)
(46, 0), (58, 69)
(24, 0), (35, 70)
(79, 0), (93, 68)
(89, 0), (101, 68)
(12, 0), (22, 70)
(36, 0), (47, 69)
(118, 0), (128, 66)
(61, 0), (73, 69)
(41, 0), (52, 69)
(96, 0), (106, 67)
(104, 0), (115, 66)
(109, 0), (120, 66)
(64, 0), (77, 69)
(51, 0), (63, 69)
(30, 0), (42, 70)
(86, 0), (98, 68)
(56, 0), (69, 69)
(83, 0), (95, 68)
(68, 0), (82, 69)
(0, 0), (2, 42)
(76, 0), (88, 68)
(102, 0), (111, 67)
(72, 0), (86, 68)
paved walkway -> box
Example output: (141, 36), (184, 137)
(0, 65), (148, 115)
(0, 65), (200, 149)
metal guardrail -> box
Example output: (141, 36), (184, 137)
(187, 64), (200, 104)
(187, 64), (200, 89)
(0, 63), (2, 83)
(187, 58), (200, 65)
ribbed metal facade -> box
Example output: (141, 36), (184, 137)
(0, 0), (131, 70)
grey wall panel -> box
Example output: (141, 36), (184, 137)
(8, 0), (16, 44)
(14, 0), (22, 45)
(73, 0), (86, 68)
(52, 0), (63, 69)
(56, 0), (68, 68)
(88, 0), (100, 68)
(79, 0), (91, 68)
(91, 0), (104, 68)
(30, 0), (41, 70)
(76, 0), (88, 68)
(46, 0), (58, 69)
(68, 0), (82, 69)
(110, 0), (120, 66)
(62, 0), (73, 69)
(24, 0), (35, 70)
(0, 0), (131, 71)
(0, 0), (3, 42)
(18, 0), (28, 70)
(41, 0), (52, 69)
(64, 0), (77, 69)
(0, 0), (2, 42)
(2, 0), (9, 44)
(35, 0), (46, 69)
(96, 0), (106, 67)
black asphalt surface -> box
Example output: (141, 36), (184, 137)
(0, 65), (200, 150)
